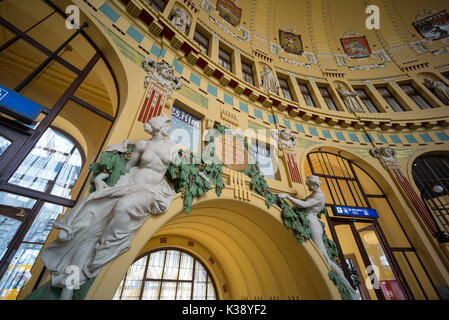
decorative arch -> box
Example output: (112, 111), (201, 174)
(405, 147), (449, 190)
(298, 145), (417, 237)
(299, 146), (446, 299)
(409, 151), (449, 239)
(85, 186), (342, 300)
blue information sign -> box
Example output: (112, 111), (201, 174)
(0, 84), (43, 124)
(333, 205), (379, 219)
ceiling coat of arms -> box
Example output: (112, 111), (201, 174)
(340, 36), (371, 59)
(279, 30), (303, 55)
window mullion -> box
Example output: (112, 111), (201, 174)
(158, 250), (168, 300)
(139, 254), (150, 300)
(174, 251), (182, 300)
(44, 145), (76, 194)
(190, 260), (196, 300)
(119, 270), (127, 300)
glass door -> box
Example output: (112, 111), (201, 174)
(329, 217), (410, 300)
(355, 222), (407, 300)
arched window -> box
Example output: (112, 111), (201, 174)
(304, 151), (438, 300)
(113, 248), (217, 300)
(7, 127), (83, 199)
(0, 0), (119, 299)
(412, 154), (449, 239)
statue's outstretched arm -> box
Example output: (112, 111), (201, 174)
(278, 193), (321, 209)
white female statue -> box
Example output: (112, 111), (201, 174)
(42, 115), (180, 300)
(337, 83), (365, 113)
(278, 175), (360, 300)
(260, 65), (279, 94)
(424, 77), (449, 105)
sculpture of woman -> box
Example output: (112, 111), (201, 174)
(337, 83), (365, 113)
(169, 7), (190, 35)
(423, 77), (449, 105)
(277, 175), (360, 300)
(41, 115), (179, 300)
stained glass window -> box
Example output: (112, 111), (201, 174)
(114, 249), (217, 300)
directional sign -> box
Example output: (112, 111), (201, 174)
(333, 205), (379, 219)
(0, 84), (43, 124)
(0, 88), (8, 101)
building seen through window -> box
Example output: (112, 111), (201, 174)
(0, 128), (80, 300)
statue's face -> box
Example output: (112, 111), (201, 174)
(160, 121), (170, 137)
(160, 64), (172, 79)
(381, 148), (392, 157)
(307, 182), (317, 192)
(306, 176), (321, 192)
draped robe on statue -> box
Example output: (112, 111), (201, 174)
(42, 144), (175, 289)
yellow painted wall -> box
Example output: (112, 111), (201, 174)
(11, 0), (449, 300)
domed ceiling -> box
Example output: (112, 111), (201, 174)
(212, 0), (449, 78)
